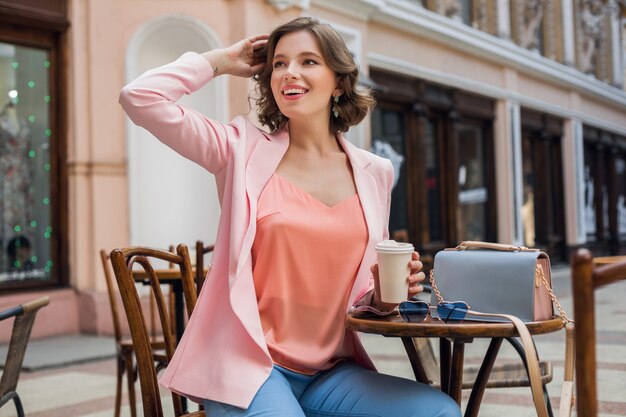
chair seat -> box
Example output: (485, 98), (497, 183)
(118, 337), (168, 371)
(119, 336), (166, 350)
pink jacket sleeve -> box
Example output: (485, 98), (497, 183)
(119, 52), (237, 174)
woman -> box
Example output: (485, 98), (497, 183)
(120, 16), (461, 417)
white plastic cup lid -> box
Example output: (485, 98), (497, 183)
(375, 240), (414, 253)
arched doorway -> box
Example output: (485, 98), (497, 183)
(124, 15), (225, 254)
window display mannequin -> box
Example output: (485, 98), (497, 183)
(0, 101), (33, 274)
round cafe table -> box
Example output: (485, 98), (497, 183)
(346, 313), (565, 417)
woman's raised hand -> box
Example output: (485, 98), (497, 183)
(202, 34), (269, 78)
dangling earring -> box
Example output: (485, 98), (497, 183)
(332, 95), (340, 118)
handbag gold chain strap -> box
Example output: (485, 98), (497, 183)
(429, 265), (572, 324)
(536, 264), (572, 324)
(429, 269), (446, 305)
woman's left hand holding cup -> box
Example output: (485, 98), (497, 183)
(371, 251), (425, 311)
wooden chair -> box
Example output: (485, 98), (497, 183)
(571, 249), (626, 417)
(195, 240), (214, 295)
(110, 245), (203, 417)
(100, 249), (168, 417)
(0, 296), (49, 417)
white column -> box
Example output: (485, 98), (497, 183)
(510, 102), (524, 246)
(574, 119), (586, 243)
(563, 118), (586, 245)
(609, 6), (624, 86)
(496, 0), (511, 39)
(495, 99), (522, 244)
(561, 0), (575, 65)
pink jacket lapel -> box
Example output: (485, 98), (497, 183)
(237, 128), (290, 276)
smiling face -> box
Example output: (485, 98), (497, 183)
(270, 30), (339, 125)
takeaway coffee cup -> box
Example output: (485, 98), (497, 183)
(375, 240), (415, 304)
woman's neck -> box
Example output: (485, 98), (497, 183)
(287, 118), (339, 155)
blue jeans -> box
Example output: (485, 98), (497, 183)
(203, 362), (462, 417)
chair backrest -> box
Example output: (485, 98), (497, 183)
(571, 249), (626, 417)
(100, 250), (124, 343)
(195, 240), (214, 295)
(110, 244), (196, 417)
(0, 297), (49, 401)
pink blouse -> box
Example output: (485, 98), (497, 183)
(251, 173), (368, 374)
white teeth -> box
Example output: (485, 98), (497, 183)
(283, 88), (307, 95)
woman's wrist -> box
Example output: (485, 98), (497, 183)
(372, 290), (401, 312)
(354, 289), (396, 312)
(200, 49), (230, 77)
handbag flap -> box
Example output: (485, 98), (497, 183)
(430, 250), (543, 322)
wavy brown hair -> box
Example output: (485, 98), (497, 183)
(253, 17), (375, 133)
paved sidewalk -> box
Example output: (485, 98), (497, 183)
(2, 265), (626, 416)
(0, 334), (116, 371)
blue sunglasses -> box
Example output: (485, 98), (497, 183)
(398, 300), (470, 323)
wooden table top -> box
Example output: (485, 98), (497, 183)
(346, 313), (565, 339)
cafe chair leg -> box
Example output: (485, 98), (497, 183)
(114, 353), (124, 417)
(125, 350), (138, 417)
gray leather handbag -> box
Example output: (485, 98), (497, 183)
(429, 241), (556, 323)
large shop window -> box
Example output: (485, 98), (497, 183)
(370, 71), (497, 264)
(0, 20), (67, 290)
(583, 127), (626, 255)
(520, 110), (566, 261)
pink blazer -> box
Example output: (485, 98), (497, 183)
(119, 52), (393, 409)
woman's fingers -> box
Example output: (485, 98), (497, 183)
(407, 271), (426, 285)
(248, 33), (270, 43)
(407, 271), (426, 296)
(249, 62), (266, 76)
(409, 259), (423, 274)
(408, 284), (424, 296)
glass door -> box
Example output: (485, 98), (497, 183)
(455, 122), (489, 241)
(521, 129), (566, 259)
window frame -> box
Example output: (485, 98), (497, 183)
(520, 109), (566, 260)
(0, 23), (69, 291)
